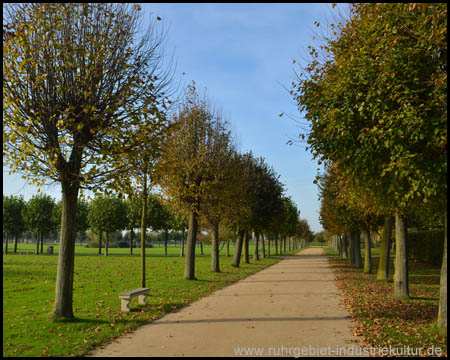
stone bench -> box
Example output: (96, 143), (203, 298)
(119, 287), (150, 312)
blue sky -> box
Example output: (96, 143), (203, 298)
(3, 3), (333, 232)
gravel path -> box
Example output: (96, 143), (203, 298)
(88, 247), (365, 357)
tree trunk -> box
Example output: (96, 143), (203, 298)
(268, 237), (271, 257)
(52, 181), (79, 320)
(226, 239), (230, 257)
(377, 216), (393, 280)
(14, 233), (19, 253)
(275, 234), (278, 255)
(438, 208), (447, 335)
(362, 228), (372, 273)
(35, 233), (39, 255)
(394, 212), (409, 299)
(105, 232), (109, 256)
(232, 230), (245, 267)
(348, 233), (355, 265)
(185, 208), (198, 280)
(41, 233), (44, 254)
(181, 228), (185, 257)
(140, 168), (148, 288)
(283, 237), (286, 253)
(211, 221), (220, 272)
(341, 234), (348, 259)
(130, 228), (134, 256)
(98, 232), (102, 255)
(253, 231), (260, 260)
(164, 228), (168, 256)
(243, 230), (249, 264)
(261, 232), (266, 258)
(4, 233), (8, 254)
(354, 231), (363, 269)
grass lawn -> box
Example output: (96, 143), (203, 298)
(3, 247), (302, 357)
(325, 247), (447, 357)
(4, 242), (287, 257)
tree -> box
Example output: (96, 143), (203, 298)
(23, 194), (56, 254)
(293, 3), (446, 331)
(317, 164), (365, 268)
(280, 196), (299, 252)
(200, 112), (235, 272)
(75, 198), (89, 245)
(295, 218), (313, 248)
(156, 83), (228, 279)
(155, 199), (175, 256)
(246, 156), (284, 261)
(115, 100), (173, 284)
(227, 152), (255, 267)
(172, 212), (188, 257)
(3, 195), (26, 253)
(87, 195), (127, 256)
(3, 3), (174, 319)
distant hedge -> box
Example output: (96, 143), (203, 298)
(407, 230), (445, 265)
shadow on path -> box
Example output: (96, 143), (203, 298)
(153, 316), (352, 326)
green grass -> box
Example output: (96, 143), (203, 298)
(4, 242), (288, 256)
(3, 247), (302, 357)
(325, 247), (447, 357)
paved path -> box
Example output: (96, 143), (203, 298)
(88, 248), (364, 357)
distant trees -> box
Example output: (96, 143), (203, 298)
(125, 198), (141, 255)
(75, 199), (89, 245)
(295, 218), (313, 248)
(3, 195), (26, 253)
(23, 194), (57, 254)
(87, 195), (127, 256)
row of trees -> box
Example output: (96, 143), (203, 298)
(3, 3), (312, 321)
(2, 193), (177, 255)
(3, 191), (312, 258)
(291, 4), (446, 334)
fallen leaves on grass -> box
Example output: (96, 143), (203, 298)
(328, 257), (447, 357)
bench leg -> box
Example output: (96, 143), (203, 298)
(121, 298), (131, 312)
(138, 294), (147, 305)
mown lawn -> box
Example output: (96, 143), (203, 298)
(325, 247), (447, 357)
(4, 242), (285, 256)
(3, 248), (301, 357)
